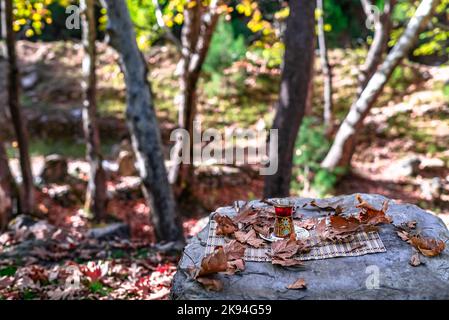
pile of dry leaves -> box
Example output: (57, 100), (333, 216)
(190, 195), (446, 292)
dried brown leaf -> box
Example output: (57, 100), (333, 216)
(215, 214), (237, 236)
(197, 247), (228, 277)
(234, 229), (266, 248)
(223, 240), (246, 260)
(329, 215), (361, 234)
(253, 224), (271, 237)
(410, 253), (422, 267)
(225, 259), (245, 275)
(298, 218), (317, 230)
(356, 195), (392, 225)
(396, 230), (411, 243)
(196, 277), (223, 291)
(410, 236), (445, 257)
(287, 278), (307, 290)
(305, 200), (344, 215)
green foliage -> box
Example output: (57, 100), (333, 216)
(203, 17), (247, 75)
(443, 82), (449, 99)
(391, 0), (449, 57)
(291, 117), (341, 197)
(22, 289), (37, 300)
(88, 281), (110, 296)
(0, 266), (17, 277)
(388, 64), (416, 92)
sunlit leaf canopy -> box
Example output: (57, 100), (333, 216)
(8, 0), (449, 57)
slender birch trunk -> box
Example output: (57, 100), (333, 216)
(322, 0), (439, 170)
(317, 0), (333, 129)
(80, 0), (107, 220)
(169, 0), (222, 189)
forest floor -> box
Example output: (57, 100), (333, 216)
(0, 41), (448, 299)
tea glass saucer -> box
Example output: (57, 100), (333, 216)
(259, 225), (310, 242)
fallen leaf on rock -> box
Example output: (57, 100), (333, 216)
(215, 215), (237, 236)
(304, 200), (344, 215)
(223, 240), (246, 260)
(329, 215), (360, 234)
(225, 259), (245, 275)
(356, 195), (392, 225)
(253, 224), (271, 237)
(233, 203), (258, 225)
(287, 278), (307, 290)
(196, 277), (223, 291)
(297, 218), (317, 230)
(396, 230), (411, 243)
(410, 236), (445, 257)
(410, 253), (422, 267)
(197, 247), (228, 277)
(269, 236), (309, 266)
(234, 229), (266, 248)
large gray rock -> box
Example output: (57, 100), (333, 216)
(171, 194), (449, 300)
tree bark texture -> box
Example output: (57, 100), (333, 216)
(102, 0), (184, 243)
(169, 0), (222, 186)
(263, 0), (317, 198)
(317, 0), (333, 129)
(80, 0), (107, 220)
(0, 140), (14, 230)
(1, 0), (34, 214)
(358, 0), (396, 95)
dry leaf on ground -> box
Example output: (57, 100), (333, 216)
(298, 218), (317, 230)
(225, 259), (245, 275)
(410, 236), (445, 257)
(197, 247), (228, 277)
(215, 214), (237, 236)
(223, 240), (246, 260)
(234, 229), (266, 248)
(287, 278), (307, 290)
(410, 253), (422, 267)
(303, 200), (344, 215)
(196, 277), (223, 291)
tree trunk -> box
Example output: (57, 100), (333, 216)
(358, 0), (396, 95)
(1, 0), (34, 214)
(102, 0), (184, 243)
(317, 0), (333, 129)
(321, 0), (439, 170)
(263, 0), (317, 198)
(80, 0), (107, 221)
(169, 0), (221, 187)
(0, 140), (14, 230)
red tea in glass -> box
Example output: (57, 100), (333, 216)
(274, 204), (294, 238)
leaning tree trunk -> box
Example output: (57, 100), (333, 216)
(317, 0), (333, 129)
(0, 140), (14, 230)
(101, 0), (184, 243)
(169, 0), (221, 187)
(358, 0), (396, 95)
(80, 0), (107, 220)
(1, 0), (34, 214)
(321, 0), (439, 170)
(263, 0), (317, 198)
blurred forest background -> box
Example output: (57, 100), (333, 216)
(0, 0), (448, 299)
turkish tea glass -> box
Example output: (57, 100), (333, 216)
(273, 200), (294, 238)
